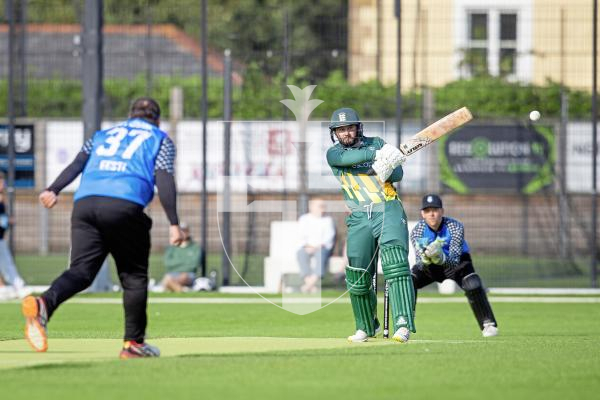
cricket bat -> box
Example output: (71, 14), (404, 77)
(399, 106), (473, 156)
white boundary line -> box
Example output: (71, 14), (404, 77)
(23, 286), (600, 296)
(489, 288), (600, 295)
(2, 296), (599, 305)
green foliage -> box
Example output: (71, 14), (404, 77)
(103, 75), (225, 119)
(235, 68), (416, 120)
(18, 0), (346, 81)
(0, 76), (226, 119)
(0, 79), (83, 117)
(0, 74), (594, 120)
(207, 0), (347, 80)
(435, 77), (592, 119)
(19, 0), (82, 23)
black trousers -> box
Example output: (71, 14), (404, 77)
(411, 253), (475, 290)
(42, 196), (152, 342)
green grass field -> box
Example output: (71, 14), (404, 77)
(1, 293), (599, 400)
(14, 252), (593, 288)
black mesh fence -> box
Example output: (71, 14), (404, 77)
(0, 0), (598, 289)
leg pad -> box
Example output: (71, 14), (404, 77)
(381, 246), (416, 333)
(462, 273), (497, 330)
(346, 266), (376, 336)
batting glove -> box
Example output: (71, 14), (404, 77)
(376, 144), (406, 167)
(375, 144), (399, 161)
(371, 158), (394, 182)
(372, 145), (406, 182)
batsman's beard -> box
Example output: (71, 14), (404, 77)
(337, 134), (358, 147)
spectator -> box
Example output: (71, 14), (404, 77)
(296, 198), (336, 293)
(88, 258), (115, 293)
(0, 171), (28, 298)
(161, 223), (201, 292)
(0, 275), (10, 300)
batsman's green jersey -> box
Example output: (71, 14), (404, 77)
(326, 137), (407, 251)
(326, 137), (403, 211)
(327, 136), (416, 335)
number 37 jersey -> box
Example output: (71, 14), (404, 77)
(74, 118), (168, 207)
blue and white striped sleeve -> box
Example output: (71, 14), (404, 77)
(155, 136), (176, 174)
(443, 218), (465, 269)
(81, 138), (93, 155)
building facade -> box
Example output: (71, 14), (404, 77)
(349, 0), (595, 90)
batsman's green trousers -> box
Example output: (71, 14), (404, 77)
(345, 199), (416, 335)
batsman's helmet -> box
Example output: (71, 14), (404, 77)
(329, 107), (363, 143)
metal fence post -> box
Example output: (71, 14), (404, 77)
(82, 0), (103, 140)
(221, 49), (232, 287)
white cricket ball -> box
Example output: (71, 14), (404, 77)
(529, 110), (541, 121)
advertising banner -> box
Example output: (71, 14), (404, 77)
(440, 124), (554, 194)
(0, 124), (35, 188)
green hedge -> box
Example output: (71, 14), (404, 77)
(434, 77), (591, 119)
(0, 72), (593, 120)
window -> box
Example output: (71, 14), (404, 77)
(455, 1), (531, 82)
(465, 11), (518, 78)
(467, 13), (489, 77)
(499, 13), (517, 76)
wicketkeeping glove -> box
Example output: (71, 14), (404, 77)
(424, 237), (446, 265)
(420, 253), (432, 265)
(416, 240), (432, 265)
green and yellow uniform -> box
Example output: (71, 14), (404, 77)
(327, 112), (416, 337)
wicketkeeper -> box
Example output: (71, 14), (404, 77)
(326, 107), (416, 343)
(411, 194), (498, 337)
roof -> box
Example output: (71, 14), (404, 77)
(0, 23), (242, 84)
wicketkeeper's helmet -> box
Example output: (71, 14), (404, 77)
(329, 107), (363, 143)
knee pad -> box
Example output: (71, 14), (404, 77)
(461, 273), (482, 292)
(461, 273), (497, 330)
(380, 246), (410, 279)
(345, 266), (372, 295)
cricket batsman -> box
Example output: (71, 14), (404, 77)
(326, 107), (416, 343)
